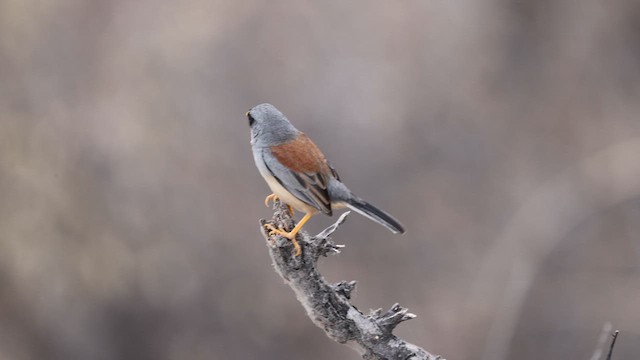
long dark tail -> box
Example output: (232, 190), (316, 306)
(344, 197), (406, 234)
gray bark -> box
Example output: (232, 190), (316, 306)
(260, 201), (443, 360)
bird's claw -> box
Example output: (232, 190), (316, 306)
(264, 194), (278, 207)
(264, 194), (294, 215)
(263, 223), (302, 256)
(264, 223), (287, 237)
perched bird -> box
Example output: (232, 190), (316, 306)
(247, 103), (405, 256)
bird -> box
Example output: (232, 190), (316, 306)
(247, 103), (405, 256)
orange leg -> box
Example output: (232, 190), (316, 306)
(264, 212), (314, 256)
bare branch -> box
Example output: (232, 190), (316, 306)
(590, 322), (613, 360)
(590, 323), (620, 360)
(260, 201), (442, 360)
(606, 330), (619, 360)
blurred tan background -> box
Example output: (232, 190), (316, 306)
(1, 0), (640, 359)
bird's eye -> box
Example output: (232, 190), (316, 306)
(247, 112), (256, 127)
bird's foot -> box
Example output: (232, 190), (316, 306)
(263, 223), (302, 256)
(264, 194), (294, 215)
(264, 194), (278, 207)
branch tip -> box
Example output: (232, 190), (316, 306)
(314, 211), (351, 239)
(333, 280), (357, 299)
(606, 330), (620, 360)
(371, 303), (417, 333)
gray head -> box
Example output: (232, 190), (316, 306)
(247, 103), (300, 147)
